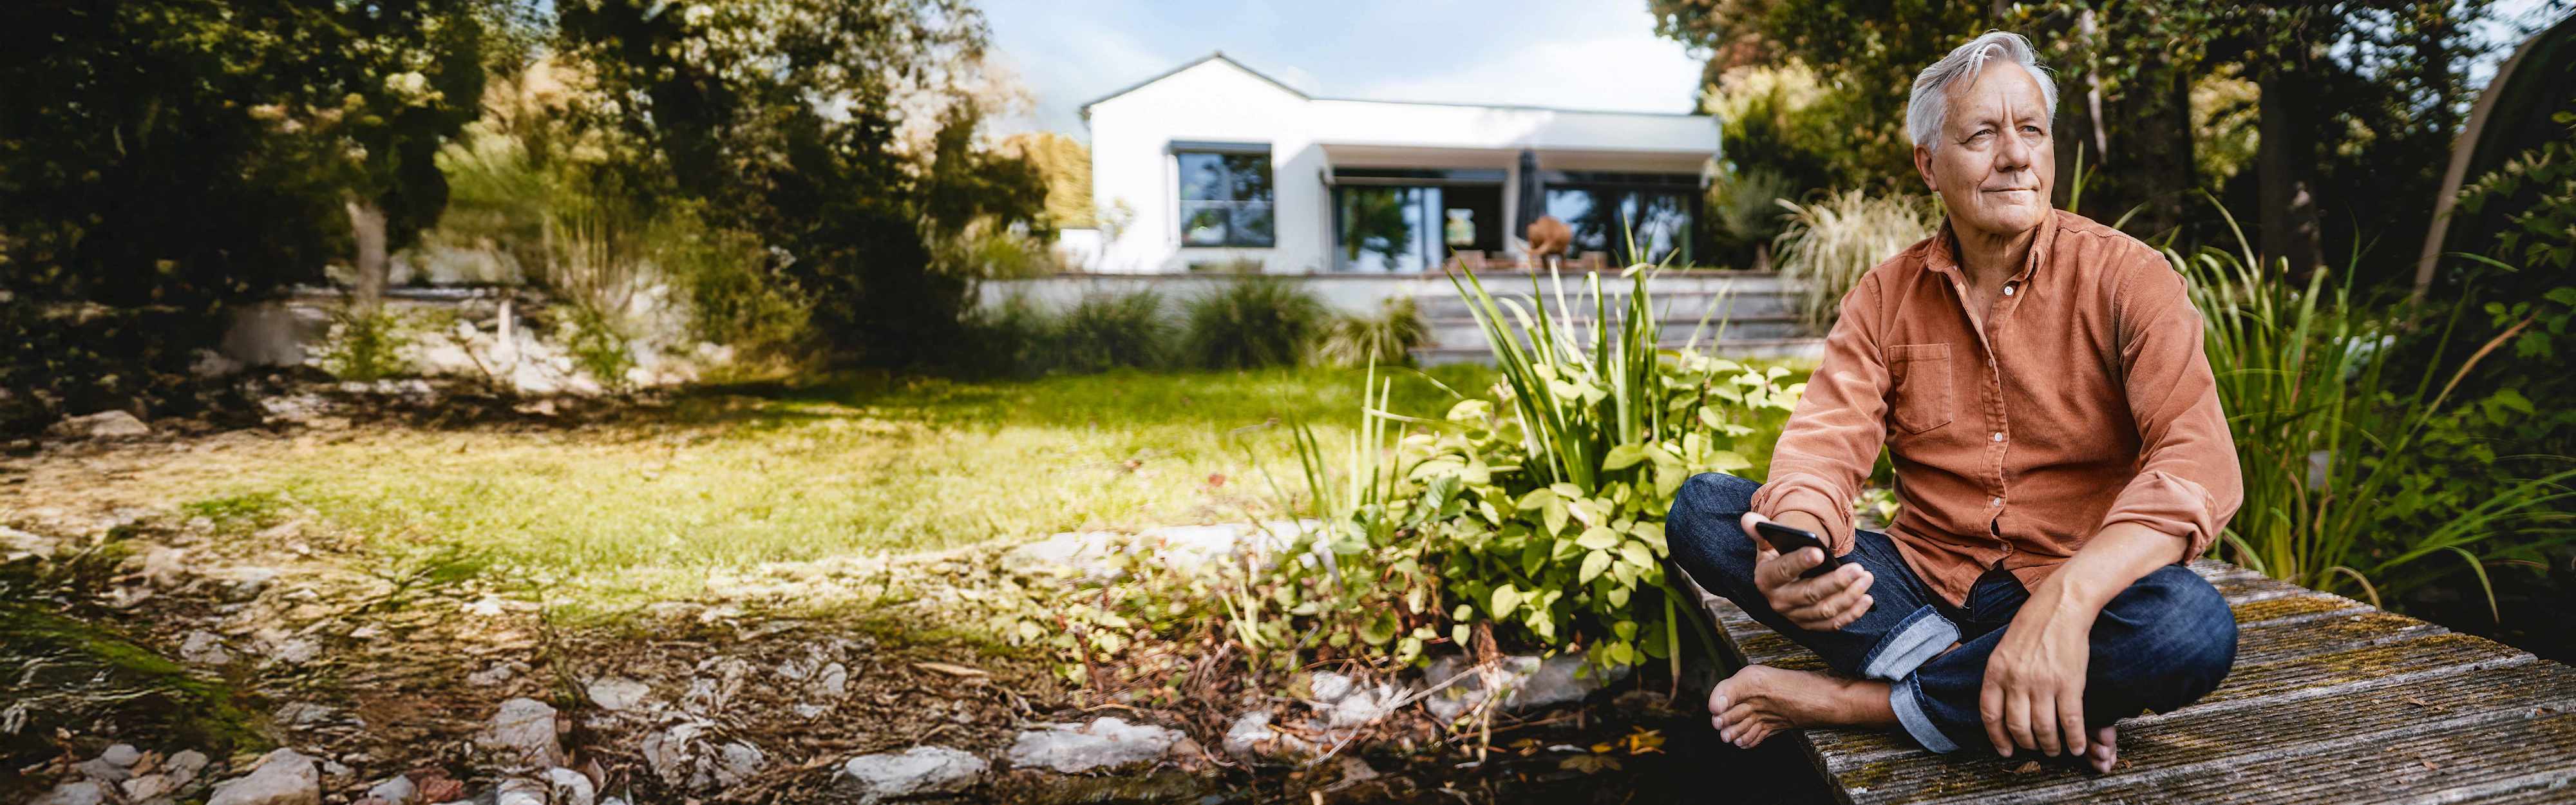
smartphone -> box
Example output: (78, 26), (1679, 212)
(1755, 520), (1842, 579)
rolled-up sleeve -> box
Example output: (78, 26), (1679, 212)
(1752, 270), (1894, 556)
(2099, 256), (2244, 563)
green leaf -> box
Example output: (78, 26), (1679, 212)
(1705, 450), (1752, 472)
(1575, 526), (1620, 550)
(1492, 584), (1522, 619)
(1517, 488), (1559, 511)
(1361, 610), (1400, 646)
(1578, 549), (1613, 583)
(1604, 443), (1652, 470)
(1543, 498), (1570, 536)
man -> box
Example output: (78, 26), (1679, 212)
(1664, 31), (2243, 773)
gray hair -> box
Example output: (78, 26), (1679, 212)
(1905, 32), (2058, 151)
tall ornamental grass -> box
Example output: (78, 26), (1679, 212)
(1772, 189), (1939, 330)
(2181, 205), (2576, 616)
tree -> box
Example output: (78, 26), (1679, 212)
(998, 131), (1095, 230)
(555, 0), (1045, 368)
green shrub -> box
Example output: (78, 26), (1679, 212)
(1182, 278), (1324, 370)
(314, 306), (415, 382)
(1314, 298), (1428, 368)
(1227, 266), (1799, 677)
(1056, 291), (1171, 373)
(559, 304), (637, 392)
(1772, 189), (1938, 330)
(961, 294), (1059, 378)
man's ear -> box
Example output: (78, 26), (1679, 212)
(1913, 145), (1939, 194)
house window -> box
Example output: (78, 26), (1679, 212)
(1176, 147), (1274, 247)
(1329, 167), (1504, 272)
(1542, 171), (1701, 265)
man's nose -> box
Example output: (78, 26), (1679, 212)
(1996, 131), (2032, 173)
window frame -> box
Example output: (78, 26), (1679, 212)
(1171, 142), (1276, 249)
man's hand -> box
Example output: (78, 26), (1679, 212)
(1741, 512), (1874, 631)
(1980, 582), (2097, 757)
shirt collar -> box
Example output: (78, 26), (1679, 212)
(1925, 209), (2061, 285)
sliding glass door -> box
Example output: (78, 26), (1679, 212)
(1331, 175), (1502, 272)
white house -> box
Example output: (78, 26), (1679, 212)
(1079, 53), (1722, 274)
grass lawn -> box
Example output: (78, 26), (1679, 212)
(162, 365), (1497, 605)
(71, 359), (1812, 613)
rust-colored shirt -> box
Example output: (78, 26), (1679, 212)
(1751, 209), (2242, 607)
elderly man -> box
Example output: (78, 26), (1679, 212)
(1665, 31), (2242, 773)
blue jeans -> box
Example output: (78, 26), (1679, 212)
(1664, 473), (2237, 753)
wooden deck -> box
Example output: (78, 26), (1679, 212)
(1693, 559), (2576, 804)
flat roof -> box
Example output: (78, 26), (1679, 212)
(1080, 52), (1713, 121)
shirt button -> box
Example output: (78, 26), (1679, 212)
(2003, 285), (2016, 296)
(1991, 431), (2004, 442)
(1991, 497), (2003, 506)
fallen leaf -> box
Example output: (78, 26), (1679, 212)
(2010, 761), (2043, 774)
(2423, 760), (2439, 772)
(912, 661), (989, 678)
(2401, 695), (2442, 710)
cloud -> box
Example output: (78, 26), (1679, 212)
(1345, 34), (1703, 113)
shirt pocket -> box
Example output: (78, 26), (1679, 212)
(1887, 343), (1953, 435)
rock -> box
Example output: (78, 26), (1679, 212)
(475, 697), (564, 769)
(1305, 671), (1357, 703)
(50, 410), (149, 440)
(492, 778), (546, 805)
(31, 781), (105, 805)
(1222, 712), (1277, 759)
(274, 702), (337, 728)
(639, 722), (765, 791)
(99, 744), (142, 767)
(587, 676), (650, 712)
(543, 768), (596, 805)
(121, 773), (174, 801)
(1321, 683), (1405, 728)
(365, 775), (416, 805)
(263, 638), (322, 667)
(1006, 717), (1186, 773)
(179, 631), (234, 666)
(812, 662), (849, 699)
(206, 748), (321, 805)
(466, 661), (524, 686)
(166, 750), (210, 782)
(710, 741), (765, 788)
(76, 757), (131, 784)
(840, 746), (988, 804)
(1421, 654), (1629, 723)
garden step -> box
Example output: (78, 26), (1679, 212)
(1410, 337), (1827, 366)
(1694, 558), (2576, 804)
(1422, 314), (1810, 349)
(1410, 289), (1799, 321)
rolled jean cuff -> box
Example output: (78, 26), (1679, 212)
(1859, 604), (1958, 681)
(1891, 674), (1960, 753)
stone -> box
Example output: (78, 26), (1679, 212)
(1321, 683), (1405, 729)
(122, 773), (174, 801)
(32, 781), (105, 805)
(587, 676), (651, 712)
(50, 410), (149, 440)
(1305, 671), (1356, 703)
(1420, 654), (1629, 723)
(1005, 717), (1186, 773)
(492, 778), (546, 805)
(274, 702), (336, 728)
(840, 746), (988, 804)
(166, 750), (210, 781)
(542, 768), (596, 805)
(466, 661), (523, 686)
(206, 748), (321, 805)
(1221, 712), (1293, 760)
(365, 775), (416, 805)
(709, 741), (765, 788)
(812, 662), (849, 699)
(475, 697), (564, 769)
(99, 743), (142, 767)
(77, 758), (133, 784)
(180, 631), (234, 666)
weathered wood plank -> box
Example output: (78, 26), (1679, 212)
(1835, 656), (2576, 804)
(1696, 560), (2576, 803)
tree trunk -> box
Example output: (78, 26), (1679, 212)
(345, 197), (389, 314)
(2255, 69), (2324, 278)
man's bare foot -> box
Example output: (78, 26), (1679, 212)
(2083, 725), (2117, 773)
(1707, 665), (1897, 749)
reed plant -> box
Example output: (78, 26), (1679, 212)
(2179, 204), (2576, 616)
(1772, 189), (1939, 330)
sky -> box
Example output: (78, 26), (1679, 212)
(978, 0), (1709, 139)
(980, 0), (2570, 141)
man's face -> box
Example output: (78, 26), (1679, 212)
(1913, 62), (2055, 240)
